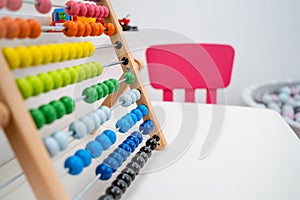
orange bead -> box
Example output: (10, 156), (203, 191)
(89, 22), (99, 36)
(82, 22), (91, 37)
(27, 19), (42, 39)
(15, 18), (31, 39)
(97, 22), (104, 36)
(0, 19), (8, 38)
(76, 22), (85, 37)
(2, 17), (20, 39)
(63, 21), (78, 37)
(104, 23), (115, 36)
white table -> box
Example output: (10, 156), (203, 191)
(1, 102), (300, 200)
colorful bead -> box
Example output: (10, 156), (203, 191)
(16, 78), (33, 99)
(65, 1), (80, 16)
(69, 120), (88, 139)
(109, 152), (124, 165)
(139, 146), (152, 157)
(102, 6), (109, 18)
(77, 2), (87, 16)
(83, 87), (98, 104)
(50, 100), (66, 119)
(129, 113), (137, 124)
(111, 179), (127, 194)
(75, 149), (92, 167)
(126, 162), (140, 174)
(67, 43), (77, 59)
(114, 148), (129, 161)
(145, 138), (158, 150)
(30, 109), (46, 129)
(2, 47), (20, 69)
(94, 62), (103, 76)
(80, 116), (96, 133)
(89, 63), (98, 77)
(38, 73), (54, 92)
(27, 19), (41, 39)
(28, 46), (43, 66)
(103, 130), (116, 144)
(65, 67), (77, 84)
(92, 85), (104, 100)
(35, 0), (52, 14)
(104, 23), (115, 36)
(100, 106), (111, 121)
(52, 131), (69, 151)
(131, 109), (143, 121)
(43, 137), (60, 157)
(82, 23), (92, 37)
(116, 173), (132, 187)
(120, 94), (132, 107)
(90, 22), (100, 36)
(57, 69), (71, 87)
(63, 21), (78, 37)
(127, 135), (139, 147)
(131, 131), (143, 144)
(123, 72), (135, 84)
(123, 139), (136, 152)
(15, 18), (31, 39)
(116, 118), (130, 133)
(99, 83), (109, 97)
(86, 4), (95, 18)
(26, 76), (44, 96)
(57, 43), (69, 61)
(64, 155), (84, 175)
(96, 163), (113, 180)
(6, 0), (22, 10)
(60, 96), (75, 114)
(15, 46), (32, 68)
(0, 0), (7, 9)
(87, 112), (101, 129)
(123, 114), (134, 127)
(139, 120), (154, 135)
(103, 157), (119, 172)
(3, 17), (20, 39)
(96, 134), (112, 150)
(137, 104), (148, 116)
(75, 66), (86, 82)
(39, 104), (57, 124)
(95, 109), (107, 125)
(39, 45), (53, 64)
(118, 143), (132, 153)
(48, 71), (63, 89)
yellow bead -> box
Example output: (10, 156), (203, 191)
(39, 45), (53, 64)
(2, 47), (21, 69)
(57, 43), (69, 61)
(67, 43), (77, 60)
(81, 42), (89, 58)
(74, 43), (83, 59)
(15, 46), (33, 68)
(85, 42), (95, 56)
(48, 44), (62, 62)
(28, 46), (43, 66)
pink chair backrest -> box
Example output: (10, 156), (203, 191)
(146, 43), (235, 103)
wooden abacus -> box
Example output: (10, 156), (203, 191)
(0, 0), (167, 199)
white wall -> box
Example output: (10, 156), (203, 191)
(111, 0), (300, 105)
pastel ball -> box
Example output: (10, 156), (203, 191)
(100, 106), (111, 121)
(52, 131), (69, 151)
(86, 141), (103, 158)
(80, 116), (96, 133)
(43, 137), (60, 157)
(64, 155), (84, 175)
(69, 120), (88, 139)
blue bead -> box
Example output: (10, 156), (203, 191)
(123, 115), (134, 127)
(87, 112), (101, 129)
(129, 113), (137, 124)
(86, 141), (103, 158)
(43, 137), (60, 157)
(109, 152), (124, 165)
(139, 120), (154, 135)
(118, 143), (132, 153)
(137, 104), (148, 116)
(114, 148), (129, 160)
(75, 149), (92, 167)
(95, 163), (113, 180)
(131, 109), (143, 121)
(64, 155), (84, 175)
(69, 120), (88, 139)
(80, 116), (96, 133)
(104, 157), (119, 172)
(95, 134), (112, 150)
(103, 130), (116, 144)
(116, 118), (130, 133)
(51, 131), (70, 151)
(131, 131), (143, 144)
(123, 139), (136, 152)
(127, 135), (139, 146)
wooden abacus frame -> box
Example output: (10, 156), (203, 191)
(0, 0), (167, 199)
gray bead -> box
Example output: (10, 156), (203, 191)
(80, 116), (96, 133)
(52, 131), (70, 151)
(43, 137), (60, 157)
(69, 120), (88, 139)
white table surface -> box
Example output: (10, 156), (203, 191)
(1, 102), (300, 200)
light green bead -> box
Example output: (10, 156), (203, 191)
(82, 87), (98, 104)
(123, 72), (136, 84)
(48, 71), (63, 89)
(16, 78), (33, 99)
(88, 63), (98, 77)
(82, 64), (92, 79)
(66, 67), (77, 84)
(38, 73), (54, 92)
(57, 69), (71, 87)
(75, 66), (86, 82)
(93, 62), (103, 76)
(26, 75), (44, 96)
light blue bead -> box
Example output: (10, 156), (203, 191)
(80, 116), (95, 133)
(109, 152), (124, 165)
(114, 148), (129, 160)
(257, 103), (266, 108)
(123, 114), (134, 127)
(132, 89), (141, 101)
(261, 93), (272, 104)
(95, 134), (112, 150)
(116, 118), (130, 133)
(75, 149), (92, 167)
(69, 120), (88, 139)
(296, 85), (300, 92)
(87, 112), (101, 129)
(95, 163), (113, 180)
(43, 137), (60, 157)
(137, 104), (148, 116)
(131, 131), (143, 144)
(64, 155), (84, 175)
(129, 113), (137, 124)
(129, 91), (137, 104)
(267, 102), (281, 113)
(100, 106), (111, 121)
(286, 97), (296, 107)
(139, 120), (154, 135)
(131, 109), (143, 121)
(279, 86), (292, 95)
(103, 130), (116, 144)
(295, 101), (300, 107)
(95, 109), (107, 125)
(278, 93), (289, 104)
(52, 131), (70, 151)
(104, 157), (119, 172)
(120, 93), (132, 107)
(296, 117), (300, 123)
(86, 141), (103, 158)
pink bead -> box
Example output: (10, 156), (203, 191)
(291, 87), (298, 96)
(270, 94), (279, 103)
(102, 6), (109, 18)
(77, 2), (87, 17)
(0, 0), (7, 9)
(6, 0), (22, 10)
(96, 5), (104, 18)
(85, 4), (95, 18)
(93, 5), (101, 18)
(65, 1), (80, 16)
(35, 0), (52, 14)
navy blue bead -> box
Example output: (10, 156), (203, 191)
(118, 143), (132, 153)
(139, 120), (154, 135)
(129, 113), (137, 124)
(86, 141), (103, 158)
(127, 135), (139, 146)
(104, 157), (119, 172)
(96, 163), (113, 180)
(109, 152), (124, 165)
(131, 131), (143, 144)
(95, 134), (112, 150)
(131, 109), (143, 121)
(114, 148), (129, 160)
(123, 139), (136, 152)
(64, 155), (84, 175)
(103, 130), (116, 144)
(75, 149), (92, 167)
(137, 104), (148, 116)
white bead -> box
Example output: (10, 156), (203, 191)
(52, 131), (70, 151)
(120, 94), (132, 107)
(69, 120), (88, 139)
(95, 109), (107, 125)
(100, 106), (111, 121)
(43, 137), (60, 157)
(132, 89), (141, 101)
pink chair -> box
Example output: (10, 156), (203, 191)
(146, 43), (235, 103)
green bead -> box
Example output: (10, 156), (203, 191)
(16, 78), (33, 99)
(50, 100), (66, 119)
(103, 80), (115, 94)
(57, 69), (71, 87)
(109, 78), (120, 92)
(66, 67), (78, 84)
(92, 85), (104, 100)
(93, 62), (103, 76)
(82, 87), (98, 104)
(123, 72), (136, 84)
(39, 104), (57, 124)
(26, 76), (44, 96)
(98, 83), (109, 97)
(82, 64), (92, 79)
(89, 63), (98, 78)
(60, 96), (75, 114)
(75, 66), (86, 82)
(30, 109), (46, 129)
(48, 71), (63, 89)
(38, 73), (54, 92)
